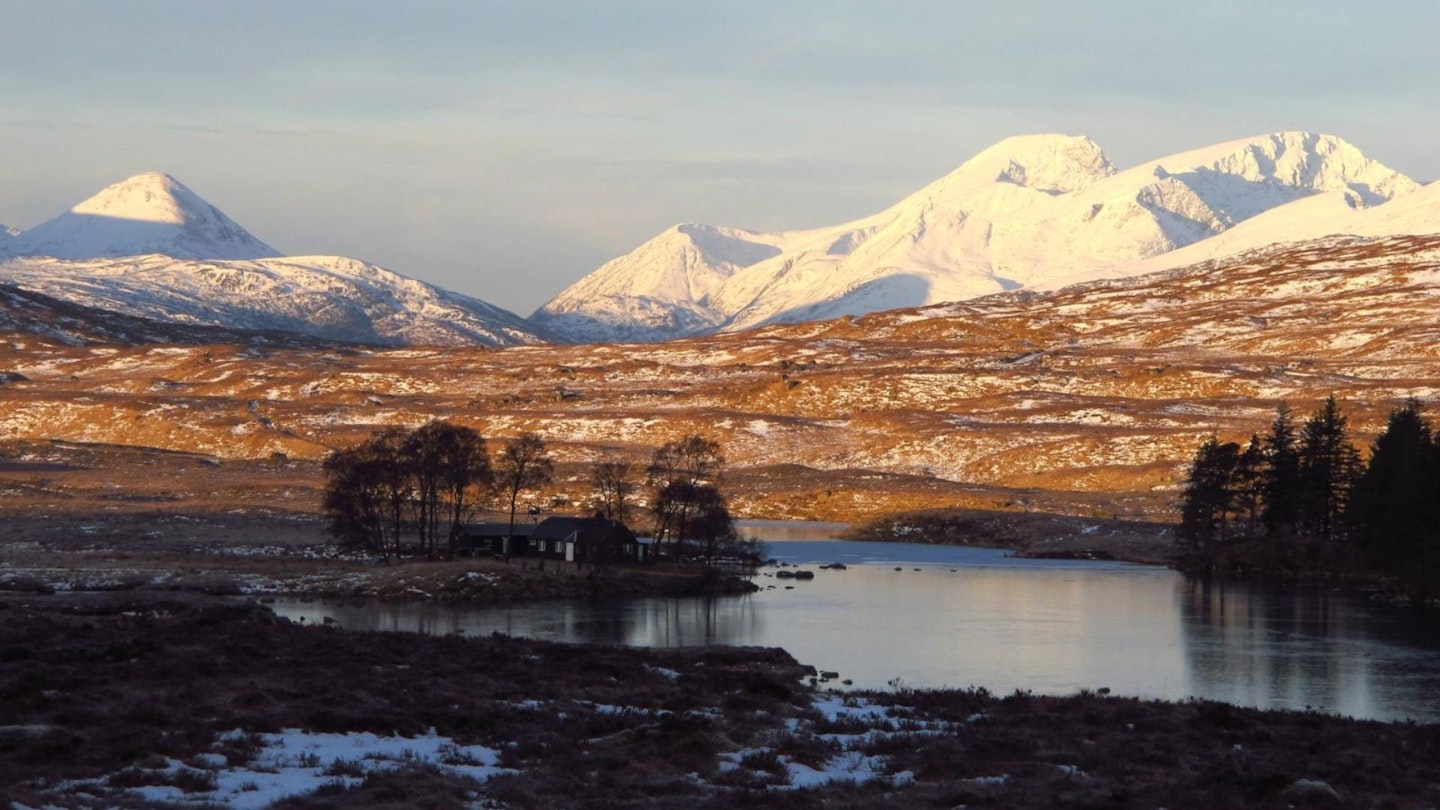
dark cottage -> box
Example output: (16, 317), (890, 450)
(528, 517), (640, 564)
(455, 521), (538, 557)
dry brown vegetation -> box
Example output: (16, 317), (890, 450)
(6, 235), (1440, 535)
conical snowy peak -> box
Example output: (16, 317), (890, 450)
(70, 172), (213, 224)
(10, 172), (279, 261)
(1, 173), (545, 347)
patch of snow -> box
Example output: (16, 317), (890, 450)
(65, 728), (512, 809)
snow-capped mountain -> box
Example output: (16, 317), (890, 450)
(528, 223), (788, 342)
(534, 132), (1423, 342)
(1, 173), (544, 347)
(7, 172), (279, 261)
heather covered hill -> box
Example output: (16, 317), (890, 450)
(5, 234), (1439, 521)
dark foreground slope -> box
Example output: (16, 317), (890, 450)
(2, 595), (1437, 809)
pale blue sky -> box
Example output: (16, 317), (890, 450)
(2, 1), (1436, 313)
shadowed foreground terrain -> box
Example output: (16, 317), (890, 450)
(2, 595), (1437, 809)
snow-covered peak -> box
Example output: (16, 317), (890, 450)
(1199, 132), (1415, 202)
(1088, 131), (1418, 211)
(10, 172), (279, 261)
(70, 171), (203, 224)
(555, 222), (783, 305)
(946, 134), (1117, 194)
(529, 222), (790, 342)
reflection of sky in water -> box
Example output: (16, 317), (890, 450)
(271, 533), (1440, 723)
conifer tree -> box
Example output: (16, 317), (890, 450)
(1179, 437), (1241, 559)
(1297, 396), (1360, 542)
(1232, 434), (1266, 536)
(1348, 400), (1438, 578)
(1262, 404), (1302, 537)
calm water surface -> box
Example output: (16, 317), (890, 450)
(273, 522), (1440, 722)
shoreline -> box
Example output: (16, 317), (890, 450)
(845, 506), (1179, 566)
(3, 595), (1436, 809)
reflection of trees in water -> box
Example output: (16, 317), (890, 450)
(279, 596), (763, 649)
(1179, 578), (1372, 716)
(625, 597), (760, 648)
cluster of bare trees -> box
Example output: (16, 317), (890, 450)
(322, 421), (552, 559)
(645, 435), (734, 563)
(326, 424), (761, 570)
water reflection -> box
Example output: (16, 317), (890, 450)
(1179, 577), (1440, 721)
(271, 539), (1440, 722)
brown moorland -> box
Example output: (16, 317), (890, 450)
(5, 235), (1438, 532)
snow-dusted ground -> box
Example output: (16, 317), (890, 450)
(44, 729), (510, 809)
(28, 695), (975, 806)
(5, 234), (1440, 504)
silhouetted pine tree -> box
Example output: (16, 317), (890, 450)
(1262, 404), (1302, 538)
(1232, 435), (1266, 536)
(1297, 396), (1361, 543)
(1348, 400), (1439, 583)
(1180, 437), (1241, 560)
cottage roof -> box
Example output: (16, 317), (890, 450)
(459, 521), (538, 538)
(532, 517), (634, 542)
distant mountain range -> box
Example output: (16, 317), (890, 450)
(533, 131), (1437, 342)
(2, 132), (1438, 348)
(0, 174), (545, 347)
